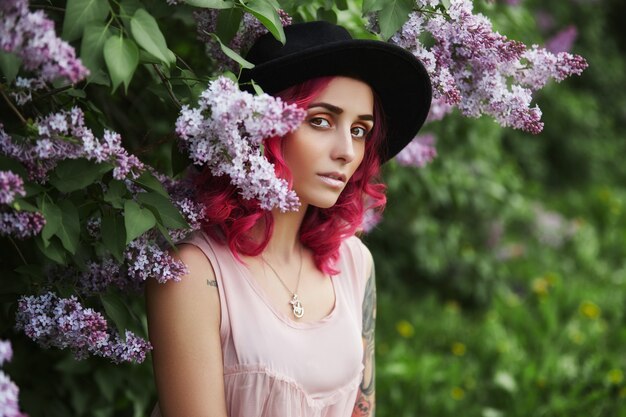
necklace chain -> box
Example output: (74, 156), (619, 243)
(260, 245), (305, 319)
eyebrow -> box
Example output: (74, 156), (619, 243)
(307, 102), (374, 122)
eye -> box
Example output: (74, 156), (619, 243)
(351, 126), (369, 139)
(309, 117), (331, 128)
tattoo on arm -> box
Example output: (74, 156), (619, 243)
(207, 279), (218, 288)
(353, 263), (376, 417)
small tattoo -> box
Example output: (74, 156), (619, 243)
(207, 279), (218, 288)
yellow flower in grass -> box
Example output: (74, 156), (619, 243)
(607, 369), (624, 385)
(451, 387), (465, 400)
(580, 301), (601, 320)
(451, 342), (466, 356)
(531, 277), (549, 296)
(395, 320), (415, 338)
(445, 300), (460, 313)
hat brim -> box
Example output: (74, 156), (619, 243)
(239, 39), (432, 162)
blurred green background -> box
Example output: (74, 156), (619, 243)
(3, 0), (626, 415)
(366, 0), (626, 415)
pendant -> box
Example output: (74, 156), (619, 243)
(289, 294), (304, 319)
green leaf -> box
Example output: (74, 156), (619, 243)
(62, 0), (111, 42)
(216, 7), (243, 45)
(100, 292), (131, 339)
(363, 0), (389, 13)
(119, 0), (143, 33)
(56, 200), (80, 254)
(130, 9), (174, 65)
(0, 156), (28, 178)
(133, 171), (168, 197)
(40, 199), (63, 246)
(208, 33), (254, 69)
(124, 200), (156, 244)
(136, 191), (189, 229)
(49, 159), (112, 193)
(103, 35), (139, 93)
(35, 236), (66, 264)
(378, 0), (413, 40)
(316, 8), (337, 24)
(0, 51), (21, 84)
(242, 0), (286, 44)
(101, 209), (126, 262)
(184, 0), (234, 8)
(80, 22), (112, 75)
(103, 180), (128, 209)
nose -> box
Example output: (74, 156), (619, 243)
(331, 125), (356, 163)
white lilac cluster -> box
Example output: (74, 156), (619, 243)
(176, 76), (306, 211)
(0, 108), (144, 182)
(395, 134), (438, 168)
(390, 0), (588, 134)
(10, 76), (47, 105)
(0, 0), (88, 84)
(15, 292), (152, 364)
(0, 170), (25, 205)
(0, 340), (26, 417)
(194, 9), (292, 71)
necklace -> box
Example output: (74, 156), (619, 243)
(260, 246), (305, 319)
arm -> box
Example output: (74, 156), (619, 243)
(352, 250), (376, 417)
(145, 244), (228, 417)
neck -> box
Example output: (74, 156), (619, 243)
(261, 203), (309, 264)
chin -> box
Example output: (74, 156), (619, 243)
(300, 192), (341, 209)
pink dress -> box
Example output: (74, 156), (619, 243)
(150, 230), (369, 417)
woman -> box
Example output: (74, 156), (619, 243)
(146, 21), (431, 417)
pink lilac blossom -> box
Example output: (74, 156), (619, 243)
(125, 234), (188, 284)
(0, 0), (89, 83)
(0, 341), (12, 366)
(0, 210), (45, 239)
(15, 292), (151, 363)
(176, 76), (306, 211)
(360, 209), (382, 233)
(194, 9), (292, 71)
(0, 371), (26, 417)
(389, 0), (588, 134)
(0, 171), (26, 205)
(545, 25), (578, 54)
(0, 108), (144, 182)
(395, 134), (437, 167)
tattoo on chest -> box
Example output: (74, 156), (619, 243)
(207, 279), (218, 288)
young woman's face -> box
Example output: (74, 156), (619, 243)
(283, 76), (374, 209)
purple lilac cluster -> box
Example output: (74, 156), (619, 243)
(0, 340), (27, 417)
(0, 108), (144, 182)
(0, 210), (45, 239)
(176, 76), (306, 211)
(0, 0), (88, 84)
(0, 170), (26, 205)
(194, 9), (292, 71)
(15, 292), (151, 363)
(390, 0), (588, 134)
(545, 25), (578, 54)
(395, 134), (438, 168)
(125, 234), (189, 284)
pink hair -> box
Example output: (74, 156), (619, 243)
(195, 76), (387, 275)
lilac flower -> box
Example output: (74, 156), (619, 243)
(360, 209), (382, 233)
(395, 134), (437, 167)
(0, 108), (144, 182)
(194, 9), (292, 71)
(545, 25), (578, 54)
(176, 76), (306, 211)
(388, 0), (588, 134)
(0, 340), (12, 366)
(10, 76), (46, 105)
(125, 234), (188, 284)
(0, 0), (89, 83)
(0, 171), (26, 205)
(0, 210), (45, 239)
(0, 370), (26, 417)
(15, 292), (152, 363)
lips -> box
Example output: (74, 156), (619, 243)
(317, 172), (347, 188)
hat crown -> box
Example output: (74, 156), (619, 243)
(246, 21), (353, 65)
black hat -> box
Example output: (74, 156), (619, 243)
(239, 21), (432, 162)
